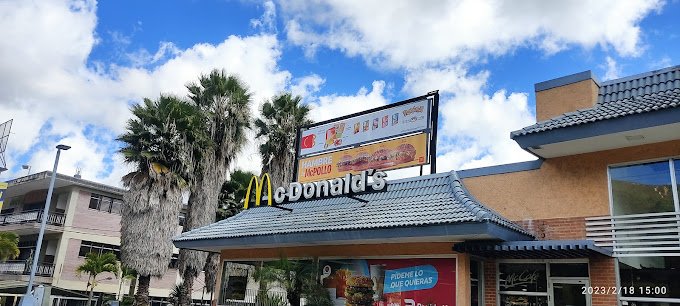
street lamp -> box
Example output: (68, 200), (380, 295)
(20, 144), (70, 306)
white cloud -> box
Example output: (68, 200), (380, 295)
(603, 56), (621, 80)
(281, 0), (663, 68)
(250, 0), (277, 33)
(306, 80), (390, 122)
(404, 66), (536, 171)
(290, 74), (325, 98)
(0, 0), (291, 185)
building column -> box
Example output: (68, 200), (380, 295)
(483, 261), (496, 306)
(590, 256), (617, 306)
(456, 253), (471, 306)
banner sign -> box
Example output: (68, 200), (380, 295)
(0, 182), (7, 211)
(320, 258), (456, 306)
(297, 133), (428, 183)
(298, 98), (431, 157)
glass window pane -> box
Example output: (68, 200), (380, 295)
(224, 276), (248, 300)
(99, 197), (112, 213)
(610, 161), (675, 216)
(550, 263), (588, 277)
(470, 260), (481, 306)
(499, 294), (548, 306)
(110, 199), (122, 214)
(498, 263), (547, 293)
(89, 195), (100, 210)
(619, 256), (680, 299)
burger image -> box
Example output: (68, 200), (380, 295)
(369, 148), (396, 169)
(337, 155), (353, 171)
(344, 276), (374, 306)
(395, 143), (416, 164)
(351, 152), (370, 171)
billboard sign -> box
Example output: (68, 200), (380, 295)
(297, 133), (428, 183)
(320, 258), (456, 306)
(298, 98), (431, 157)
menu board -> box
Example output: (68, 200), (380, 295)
(297, 133), (428, 183)
(319, 258), (456, 306)
(298, 98), (431, 157)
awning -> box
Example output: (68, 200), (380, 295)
(453, 240), (613, 259)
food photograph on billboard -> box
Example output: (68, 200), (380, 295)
(297, 133), (429, 183)
(319, 258), (456, 306)
(298, 97), (432, 157)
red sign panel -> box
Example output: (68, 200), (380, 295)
(320, 258), (456, 306)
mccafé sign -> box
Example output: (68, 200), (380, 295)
(244, 169), (387, 209)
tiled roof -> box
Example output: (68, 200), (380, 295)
(174, 171), (530, 242)
(598, 65), (680, 103)
(512, 65), (680, 138)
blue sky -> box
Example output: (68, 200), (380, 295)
(0, 0), (678, 185)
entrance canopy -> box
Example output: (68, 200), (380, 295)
(174, 171), (533, 252)
(453, 240), (613, 259)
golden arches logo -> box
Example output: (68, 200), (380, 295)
(243, 173), (272, 209)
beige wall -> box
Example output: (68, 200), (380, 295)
(462, 139), (680, 221)
(70, 190), (121, 237)
(535, 79), (599, 122)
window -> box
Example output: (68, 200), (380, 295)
(219, 262), (253, 303)
(498, 263), (548, 306)
(78, 241), (121, 259)
(89, 194), (123, 215)
(169, 254), (179, 269)
(610, 160), (678, 216)
(224, 276), (248, 300)
(470, 260), (483, 306)
(619, 256), (680, 300)
(178, 212), (186, 226)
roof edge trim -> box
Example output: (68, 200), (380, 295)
(535, 70), (600, 92)
(511, 106), (680, 150)
(458, 160), (543, 178)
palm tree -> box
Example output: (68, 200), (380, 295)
(255, 93), (312, 188)
(117, 263), (137, 301)
(0, 232), (19, 261)
(76, 252), (119, 306)
(118, 95), (203, 306)
(217, 169), (256, 221)
(178, 70), (252, 306)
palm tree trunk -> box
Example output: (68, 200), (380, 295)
(134, 275), (151, 306)
(180, 274), (194, 306)
(87, 276), (94, 306)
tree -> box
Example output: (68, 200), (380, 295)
(217, 169), (256, 221)
(117, 263), (137, 301)
(178, 70), (252, 306)
(0, 232), (19, 261)
(76, 252), (119, 306)
(118, 95), (203, 306)
(255, 93), (312, 188)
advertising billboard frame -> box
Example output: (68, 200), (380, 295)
(294, 91), (439, 181)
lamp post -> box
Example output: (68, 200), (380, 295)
(21, 144), (70, 306)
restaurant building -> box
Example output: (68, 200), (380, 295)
(174, 65), (680, 306)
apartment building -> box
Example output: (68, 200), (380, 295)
(0, 171), (207, 306)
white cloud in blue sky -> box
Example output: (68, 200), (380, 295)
(0, 0), (675, 185)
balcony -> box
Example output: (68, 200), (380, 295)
(0, 210), (65, 235)
(0, 261), (55, 277)
(585, 211), (680, 257)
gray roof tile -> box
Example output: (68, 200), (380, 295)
(174, 171), (529, 242)
(512, 73), (680, 138)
